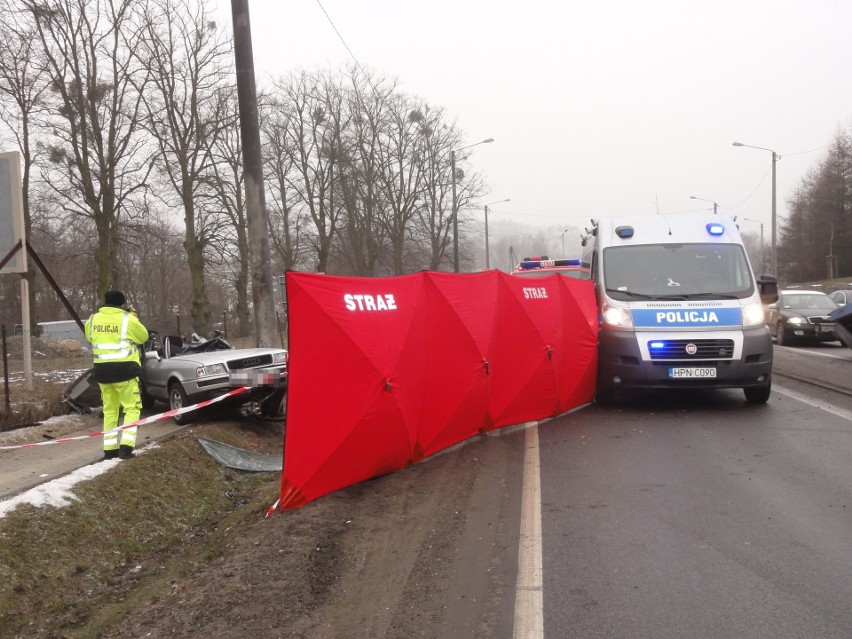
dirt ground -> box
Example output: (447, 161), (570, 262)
(2, 411), (521, 639)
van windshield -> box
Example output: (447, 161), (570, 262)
(602, 243), (755, 301)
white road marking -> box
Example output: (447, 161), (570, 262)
(513, 422), (544, 639)
(777, 345), (851, 361)
(774, 384), (852, 423)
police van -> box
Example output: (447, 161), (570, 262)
(581, 213), (778, 404)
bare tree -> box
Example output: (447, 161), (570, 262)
(0, 3), (51, 325)
(781, 126), (852, 281)
(207, 87), (252, 336)
(414, 108), (465, 271)
(374, 92), (429, 275)
(23, 0), (154, 296)
(272, 71), (344, 273)
(134, 0), (232, 335)
(333, 70), (387, 276)
(261, 92), (309, 273)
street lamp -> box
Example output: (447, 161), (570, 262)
(733, 141), (778, 275)
(561, 228), (570, 255)
(742, 217), (765, 273)
(483, 198), (510, 270)
(689, 195), (718, 215)
(452, 137), (494, 272)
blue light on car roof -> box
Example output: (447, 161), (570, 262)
(615, 225), (634, 239)
(706, 223), (725, 236)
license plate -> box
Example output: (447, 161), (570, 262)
(818, 324), (834, 333)
(668, 367), (717, 378)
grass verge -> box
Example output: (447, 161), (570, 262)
(0, 421), (282, 638)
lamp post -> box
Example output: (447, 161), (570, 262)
(561, 228), (570, 255)
(742, 217), (765, 273)
(733, 141), (778, 275)
(689, 195), (718, 215)
(483, 198), (510, 270)
(452, 137), (494, 272)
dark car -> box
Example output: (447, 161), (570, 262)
(766, 290), (838, 345)
(829, 289), (852, 307)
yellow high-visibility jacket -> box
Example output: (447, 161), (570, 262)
(84, 306), (149, 383)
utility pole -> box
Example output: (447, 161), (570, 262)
(231, 0), (277, 347)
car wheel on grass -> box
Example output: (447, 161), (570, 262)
(169, 382), (195, 425)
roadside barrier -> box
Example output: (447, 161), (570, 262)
(0, 386), (250, 451)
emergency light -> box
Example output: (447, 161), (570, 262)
(706, 223), (725, 236)
(518, 258), (582, 270)
(615, 225), (634, 239)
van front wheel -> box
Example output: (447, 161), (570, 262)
(744, 376), (771, 404)
(595, 384), (615, 406)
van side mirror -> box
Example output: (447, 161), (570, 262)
(757, 274), (778, 305)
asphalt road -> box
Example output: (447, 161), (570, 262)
(536, 344), (852, 639)
(0, 411), (183, 501)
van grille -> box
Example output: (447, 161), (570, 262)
(227, 354), (275, 370)
(647, 339), (735, 360)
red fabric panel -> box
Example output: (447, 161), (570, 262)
(416, 272), (497, 457)
(280, 270), (597, 510)
(280, 272), (428, 506)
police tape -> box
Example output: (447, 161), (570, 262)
(0, 386), (251, 451)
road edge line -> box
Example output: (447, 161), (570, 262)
(513, 421), (544, 638)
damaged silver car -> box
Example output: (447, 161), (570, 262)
(140, 331), (287, 424)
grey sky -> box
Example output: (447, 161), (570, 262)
(216, 1), (852, 243)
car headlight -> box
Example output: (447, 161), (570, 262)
(602, 300), (633, 328)
(742, 301), (765, 326)
(196, 363), (227, 377)
(786, 317), (806, 325)
(272, 351), (287, 365)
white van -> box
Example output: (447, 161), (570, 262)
(581, 213), (778, 404)
(36, 319), (87, 347)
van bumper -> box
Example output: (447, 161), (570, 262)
(597, 326), (773, 390)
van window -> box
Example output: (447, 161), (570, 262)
(602, 243), (754, 300)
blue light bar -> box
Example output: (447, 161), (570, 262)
(518, 257), (582, 270)
(649, 341), (666, 349)
(615, 225), (634, 239)
(706, 223), (725, 236)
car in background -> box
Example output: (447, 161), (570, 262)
(511, 256), (590, 279)
(765, 289), (838, 345)
(829, 289), (852, 307)
(140, 331), (287, 424)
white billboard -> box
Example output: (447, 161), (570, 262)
(0, 151), (26, 274)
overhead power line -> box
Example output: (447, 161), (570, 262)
(314, 0), (368, 77)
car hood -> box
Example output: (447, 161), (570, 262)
(784, 309), (833, 320)
(164, 348), (286, 367)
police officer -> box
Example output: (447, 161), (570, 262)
(84, 290), (149, 460)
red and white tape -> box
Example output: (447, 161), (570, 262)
(0, 386), (251, 451)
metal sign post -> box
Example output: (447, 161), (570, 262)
(0, 152), (31, 388)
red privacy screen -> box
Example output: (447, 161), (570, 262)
(279, 270), (597, 510)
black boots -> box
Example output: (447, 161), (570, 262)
(118, 445), (135, 459)
(103, 449), (119, 460)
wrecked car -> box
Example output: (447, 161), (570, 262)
(140, 331), (287, 424)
